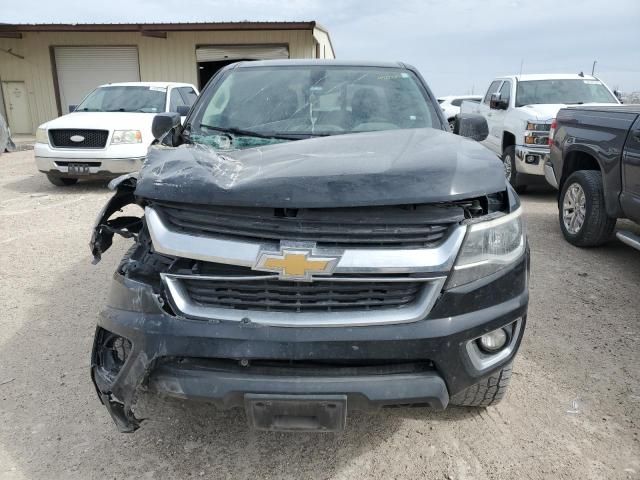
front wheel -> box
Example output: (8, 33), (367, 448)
(559, 170), (615, 247)
(450, 362), (513, 407)
(502, 146), (527, 194)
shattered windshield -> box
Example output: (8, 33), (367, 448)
(188, 65), (440, 148)
(76, 86), (167, 113)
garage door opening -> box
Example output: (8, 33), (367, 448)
(198, 59), (253, 89)
(195, 45), (289, 90)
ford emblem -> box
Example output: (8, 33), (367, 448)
(70, 135), (85, 142)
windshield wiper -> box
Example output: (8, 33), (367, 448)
(199, 124), (299, 140)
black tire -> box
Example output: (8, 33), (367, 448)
(47, 174), (78, 186)
(502, 146), (519, 189)
(559, 170), (615, 247)
(450, 362), (512, 407)
(448, 118), (456, 131)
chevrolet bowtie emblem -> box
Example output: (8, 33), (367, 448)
(254, 244), (340, 281)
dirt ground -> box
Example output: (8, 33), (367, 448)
(0, 150), (639, 480)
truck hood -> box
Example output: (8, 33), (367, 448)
(42, 111), (157, 131)
(517, 103), (620, 122)
(135, 128), (506, 208)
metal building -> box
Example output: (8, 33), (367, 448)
(0, 22), (335, 134)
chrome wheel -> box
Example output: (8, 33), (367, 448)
(563, 182), (587, 234)
(503, 154), (513, 182)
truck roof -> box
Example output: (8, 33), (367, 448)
(235, 59), (407, 69)
(498, 73), (600, 82)
(97, 81), (195, 88)
(565, 104), (640, 115)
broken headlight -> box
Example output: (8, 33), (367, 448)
(448, 208), (525, 288)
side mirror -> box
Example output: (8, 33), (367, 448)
(489, 93), (508, 110)
(453, 114), (489, 142)
(152, 112), (181, 140)
(68, 105), (77, 113)
(176, 105), (190, 116)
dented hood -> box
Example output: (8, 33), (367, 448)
(135, 128), (506, 208)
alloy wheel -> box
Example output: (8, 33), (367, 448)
(562, 182), (587, 234)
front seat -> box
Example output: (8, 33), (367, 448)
(350, 87), (382, 128)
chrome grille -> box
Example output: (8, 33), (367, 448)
(153, 202), (455, 248)
(49, 129), (109, 148)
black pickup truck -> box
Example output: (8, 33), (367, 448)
(547, 105), (640, 250)
(90, 60), (529, 433)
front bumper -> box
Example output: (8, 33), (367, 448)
(515, 145), (549, 176)
(544, 160), (559, 189)
(35, 155), (144, 178)
(92, 253), (529, 432)
(34, 142), (146, 178)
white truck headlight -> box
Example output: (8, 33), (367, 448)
(448, 208), (525, 288)
(111, 130), (142, 145)
(35, 127), (48, 144)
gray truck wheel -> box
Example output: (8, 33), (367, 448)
(559, 170), (615, 247)
(502, 146), (526, 193)
(46, 174), (78, 187)
(450, 362), (512, 407)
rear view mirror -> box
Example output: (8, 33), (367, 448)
(489, 93), (508, 110)
(176, 105), (190, 116)
(453, 114), (489, 142)
(68, 105), (77, 113)
(152, 112), (181, 141)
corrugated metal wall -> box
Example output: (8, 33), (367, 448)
(313, 28), (335, 59)
(0, 29), (322, 133)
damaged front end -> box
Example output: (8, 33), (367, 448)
(90, 135), (527, 433)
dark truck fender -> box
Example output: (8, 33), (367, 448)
(551, 107), (639, 219)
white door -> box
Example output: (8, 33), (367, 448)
(1, 81), (32, 134)
(54, 47), (140, 114)
(483, 80), (505, 154)
(486, 80), (512, 155)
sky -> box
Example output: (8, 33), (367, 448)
(3, 0), (640, 96)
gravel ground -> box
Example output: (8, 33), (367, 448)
(0, 150), (639, 480)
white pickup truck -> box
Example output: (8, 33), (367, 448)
(460, 74), (620, 191)
(34, 82), (198, 186)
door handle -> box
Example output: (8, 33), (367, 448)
(633, 130), (640, 142)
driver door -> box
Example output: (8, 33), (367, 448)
(478, 80), (502, 154)
(486, 80), (511, 154)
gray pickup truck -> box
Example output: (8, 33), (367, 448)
(547, 105), (640, 249)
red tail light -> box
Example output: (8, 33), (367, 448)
(548, 119), (557, 146)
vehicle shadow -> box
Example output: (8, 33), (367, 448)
(2, 173), (109, 195)
(0, 246), (478, 480)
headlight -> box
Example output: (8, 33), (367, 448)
(35, 128), (48, 144)
(526, 121), (551, 131)
(448, 208), (525, 288)
(524, 132), (549, 145)
(111, 130), (142, 145)
(525, 121), (550, 146)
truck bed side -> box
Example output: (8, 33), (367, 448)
(551, 108), (639, 218)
